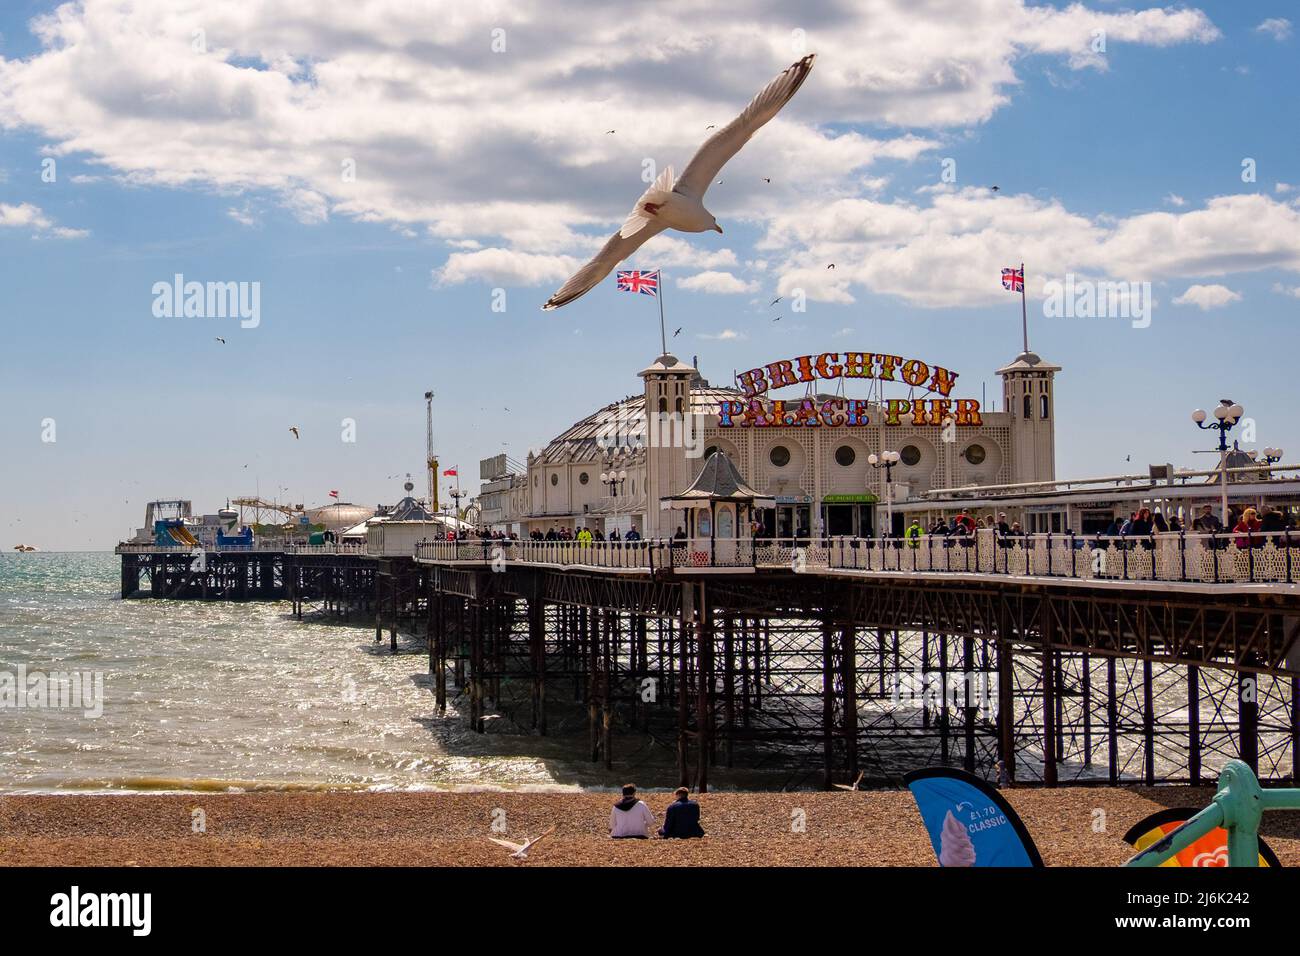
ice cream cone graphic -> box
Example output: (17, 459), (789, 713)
(939, 810), (976, 866)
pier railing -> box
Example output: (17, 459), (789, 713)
(414, 537), (672, 570)
(823, 529), (1300, 585)
(412, 529), (1299, 584)
(114, 540), (365, 555)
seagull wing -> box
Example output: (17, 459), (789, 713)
(541, 223), (668, 311)
(488, 837), (526, 852)
(675, 54), (816, 201)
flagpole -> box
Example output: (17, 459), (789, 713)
(1020, 261), (1028, 353)
(658, 271), (667, 356)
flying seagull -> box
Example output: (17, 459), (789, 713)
(673, 327), (682, 337)
(769, 296), (782, 306)
(827, 263), (835, 269)
(214, 336), (226, 344)
(833, 771), (865, 792)
(488, 825), (557, 860)
(289, 426), (300, 440)
(542, 54), (816, 311)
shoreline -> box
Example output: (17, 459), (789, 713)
(4, 786), (1299, 867)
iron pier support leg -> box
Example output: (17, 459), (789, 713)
(842, 624), (858, 782)
(822, 615), (836, 789)
(1239, 660), (1259, 775)
(1143, 658), (1155, 786)
(529, 598), (546, 734)
(695, 584), (711, 794)
(1040, 601), (1058, 787)
(1188, 665), (1201, 786)
(997, 634), (1015, 783)
(677, 585), (693, 789)
(963, 633), (977, 774)
(1107, 656), (1119, 784)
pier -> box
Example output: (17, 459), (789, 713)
(116, 530), (1300, 791)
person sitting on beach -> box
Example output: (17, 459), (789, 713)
(658, 787), (705, 839)
(609, 783), (656, 839)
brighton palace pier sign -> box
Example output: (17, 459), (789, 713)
(717, 352), (983, 429)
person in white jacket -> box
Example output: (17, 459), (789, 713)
(609, 783), (656, 839)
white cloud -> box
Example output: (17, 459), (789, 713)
(1164, 193), (1186, 207)
(1172, 284), (1241, 310)
(434, 248), (579, 287)
(1255, 18), (1292, 41)
(0, 201), (87, 238)
(0, 0), (1222, 285)
(1276, 183), (1295, 195)
(677, 270), (759, 295)
(227, 203), (258, 227)
(696, 328), (747, 341)
(758, 190), (1300, 308)
(1272, 282), (1300, 299)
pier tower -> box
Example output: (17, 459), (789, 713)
(640, 353), (696, 537)
(997, 350), (1060, 484)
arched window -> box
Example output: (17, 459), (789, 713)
(1023, 394), (1031, 419)
(675, 396), (683, 413)
(658, 396), (668, 413)
(1040, 394), (1049, 419)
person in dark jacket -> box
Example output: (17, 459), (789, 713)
(658, 787), (705, 839)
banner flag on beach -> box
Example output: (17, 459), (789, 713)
(443, 468), (458, 477)
(904, 767), (1043, 867)
(1123, 807), (1281, 867)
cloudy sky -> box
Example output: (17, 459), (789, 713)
(1, 0), (1297, 548)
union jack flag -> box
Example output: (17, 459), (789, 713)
(616, 270), (660, 297)
(1002, 267), (1024, 292)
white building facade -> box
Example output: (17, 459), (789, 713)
(485, 349), (1059, 539)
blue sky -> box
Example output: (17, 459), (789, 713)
(1, 1), (1297, 549)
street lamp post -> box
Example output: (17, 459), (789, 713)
(868, 450), (900, 538)
(601, 467), (628, 535)
(1260, 446), (1285, 466)
(1192, 399), (1244, 525)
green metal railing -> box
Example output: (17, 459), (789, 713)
(1125, 760), (1300, 867)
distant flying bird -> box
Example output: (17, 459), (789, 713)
(542, 55), (816, 311)
(605, 129), (615, 134)
(833, 771), (865, 792)
(762, 177), (771, 183)
(706, 124), (716, 129)
(214, 336), (226, 344)
(289, 426), (300, 440)
(487, 825), (556, 861)
(673, 327), (682, 337)
(769, 296), (782, 306)
(990, 185), (1000, 192)
(827, 263), (835, 269)
(772, 315), (781, 322)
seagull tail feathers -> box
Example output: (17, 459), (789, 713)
(620, 165), (675, 238)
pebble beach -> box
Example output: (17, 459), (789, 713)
(4, 786), (1299, 867)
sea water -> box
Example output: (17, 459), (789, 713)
(0, 552), (586, 793)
